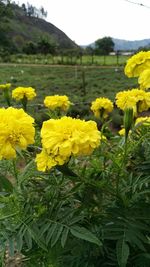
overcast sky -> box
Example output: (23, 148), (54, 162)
(17, 0), (150, 45)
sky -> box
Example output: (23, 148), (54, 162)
(17, 0), (150, 45)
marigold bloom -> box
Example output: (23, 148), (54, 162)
(12, 87), (36, 101)
(44, 95), (71, 111)
(115, 88), (150, 115)
(0, 107), (35, 159)
(135, 116), (150, 126)
(91, 97), (113, 119)
(138, 69), (150, 90)
(124, 51), (150, 77)
(36, 116), (103, 172)
(0, 83), (11, 90)
(118, 128), (132, 136)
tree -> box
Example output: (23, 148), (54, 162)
(37, 37), (57, 55)
(40, 6), (47, 18)
(95, 37), (114, 55)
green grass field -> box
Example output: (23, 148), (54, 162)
(0, 64), (138, 125)
(1, 54), (131, 66)
(0, 64), (137, 102)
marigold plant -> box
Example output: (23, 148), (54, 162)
(0, 83), (11, 90)
(0, 107), (35, 159)
(124, 50), (150, 77)
(12, 86), (36, 101)
(138, 69), (150, 90)
(115, 88), (150, 115)
(90, 97), (113, 119)
(44, 95), (71, 111)
(135, 116), (150, 126)
(36, 116), (103, 171)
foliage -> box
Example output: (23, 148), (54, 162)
(95, 37), (115, 55)
(0, 51), (150, 266)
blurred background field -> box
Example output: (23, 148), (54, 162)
(0, 64), (137, 128)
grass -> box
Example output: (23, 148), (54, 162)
(2, 54), (131, 66)
(0, 64), (138, 125)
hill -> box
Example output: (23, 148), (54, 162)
(86, 37), (150, 51)
(112, 37), (150, 51)
(2, 3), (79, 52)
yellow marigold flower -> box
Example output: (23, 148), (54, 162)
(135, 116), (150, 126)
(44, 95), (71, 111)
(0, 107), (35, 159)
(91, 97), (113, 118)
(118, 128), (132, 136)
(36, 116), (103, 172)
(115, 90), (137, 114)
(12, 87), (36, 101)
(0, 83), (11, 90)
(124, 51), (150, 77)
(138, 69), (150, 90)
(115, 88), (150, 115)
(118, 128), (125, 136)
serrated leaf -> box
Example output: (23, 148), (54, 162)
(57, 164), (78, 177)
(24, 229), (32, 250)
(39, 222), (51, 238)
(51, 225), (63, 247)
(70, 226), (102, 246)
(61, 227), (69, 248)
(8, 237), (15, 257)
(16, 233), (23, 252)
(46, 223), (57, 245)
(116, 239), (129, 267)
(69, 215), (84, 226)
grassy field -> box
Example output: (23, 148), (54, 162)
(0, 64), (138, 124)
(0, 54), (131, 66)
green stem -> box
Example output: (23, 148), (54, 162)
(21, 96), (28, 111)
(12, 159), (18, 185)
(3, 89), (11, 106)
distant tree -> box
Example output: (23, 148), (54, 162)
(23, 41), (37, 54)
(24, 2), (48, 19)
(21, 3), (27, 15)
(95, 37), (114, 55)
(37, 37), (57, 55)
(40, 6), (47, 18)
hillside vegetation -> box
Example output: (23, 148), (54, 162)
(0, 1), (79, 53)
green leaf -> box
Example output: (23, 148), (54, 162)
(16, 233), (23, 252)
(57, 164), (78, 177)
(116, 239), (129, 267)
(24, 229), (32, 250)
(70, 226), (102, 246)
(46, 223), (57, 245)
(0, 174), (13, 192)
(51, 225), (63, 247)
(39, 222), (51, 238)
(61, 227), (69, 248)
(8, 237), (15, 257)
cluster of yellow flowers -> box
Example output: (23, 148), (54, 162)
(119, 116), (150, 136)
(0, 107), (35, 159)
(44, 95), (71, 111)
(0, 83), (11, 90)
(138, 69), (150, 90)
(12, 87), (36, 101)
(124, 51), (150, 78)
(116, 88), (150, 116)
(0, 50), (149, 172)
(135, 116), (150, 126)
(90, 97), (113, 119)
(35, 116), (102, 171)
